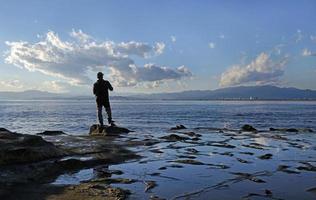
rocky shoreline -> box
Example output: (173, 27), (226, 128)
(0, 126), (140, 200)
(1, 124), (316, 200)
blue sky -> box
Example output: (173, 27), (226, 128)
(0, 0), (315, 94)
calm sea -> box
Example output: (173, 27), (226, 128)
(0, 100), (315, 135)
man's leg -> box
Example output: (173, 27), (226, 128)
(97, 105), (104, 127)
(105, 106), (113, 125)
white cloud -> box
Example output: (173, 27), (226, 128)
(5, 30), (190, 87)
(154, 42), (165, 55)
(209, 42), (216, 49)
(302, 48), (316, 56)
(41, 80), (71, 93)
(0, 79), (24, 89)
(219, 52), (288, 87)
(219, 34), (225, 39)
(311, 35), (316, 43)
(70, 29), (91, 43)
(171, 36), (176, 43)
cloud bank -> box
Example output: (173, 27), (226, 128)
(5, 30), (191, 87)
(220, 53), (288, 87)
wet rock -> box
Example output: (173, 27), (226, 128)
(37, 130), (67, 136)
(59, 183), (130, 200)
(277, 165), (300, 174)
(144, 180), (157, 192)
(150, 149), (163, 154)
(170, 125), (187, 130)
(270, 127), (313, 133)
(232, 172), (266, 183)
(207, 163), (230, 169)
(143, 139), (160, 146)
(89, 124), (131, 136)
(185, 148), (199, 154)
(258, 153), (273, 160)
(265, 189), (273, 196)
(242, 189), (277, 199)
(168, 164), (183, 168)
(242, 143), (266, 150)
(191, 137), (201, 141)
(173, 159), (204, 165)
(150, 195), (166, 200)
(241, 124), (257, 132)
(270, 134), (288, 140)
(207, 142), (236, 149)
(177, 155), (197, 159)
(158, 166), (167, 170)
(89, 178), (136, 184)
(160, 134), (189, 142)
(182, 132), (201, 137)
(0, 129), (65, 165)
(285, 128), (299, 132)
(239, 151), (254, 155)
(236, 158), (252, 164)
(214, 151), (234, 157)
(297, 162), (316, 172)
(306, 187), (316, 194)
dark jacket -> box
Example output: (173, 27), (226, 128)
(93, 79), (113, 100)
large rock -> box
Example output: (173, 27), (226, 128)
(89, 124), (131, 136)
(0, 128), (65, 165)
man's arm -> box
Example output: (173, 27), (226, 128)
(93, 83), (96, 95)
(106, 81), (113, 91)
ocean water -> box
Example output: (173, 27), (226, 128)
(0, 100), (315, 135)
(2, 100), (316, 199)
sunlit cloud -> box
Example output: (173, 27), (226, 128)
(220, 52), (288, 87)
(5, 30), (191, 88)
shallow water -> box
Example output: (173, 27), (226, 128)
(1, 100), (316, 199)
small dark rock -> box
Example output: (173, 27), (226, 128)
(241, 124), (257, 132)
(258, 153), (273, 160)
(160, 134), (189, 142)
(306, 187), (316, 194)
(158, 166), (167, 170)
(37, 130), (67, 136)
(144, 181), (157, 192)
(286, 128), (299, 132)
(236, 158), (252, 164)
(170, 125), (187, 130)
(173, 159), (204, 165)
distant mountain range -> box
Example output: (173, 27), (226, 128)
(1, 86), (316, 100)
(0, 90), (134, 100)
(132, 85), (316, 100)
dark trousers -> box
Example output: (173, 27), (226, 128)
(96, 98), (112, 126)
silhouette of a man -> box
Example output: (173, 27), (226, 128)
(93, 72), (114, 127)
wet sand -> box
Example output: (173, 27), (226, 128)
(1, 125), (316, 200)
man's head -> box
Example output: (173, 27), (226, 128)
(97, 72), (104, 80)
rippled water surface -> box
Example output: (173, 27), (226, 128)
(0, 100), (315, 135)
